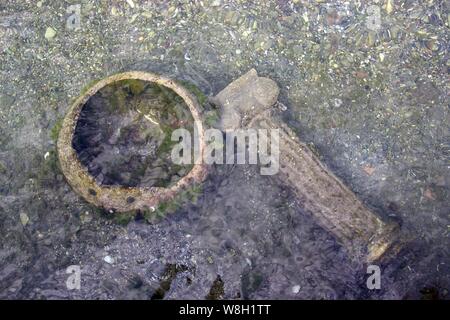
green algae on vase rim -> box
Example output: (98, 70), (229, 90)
(57, 71), (208, 212)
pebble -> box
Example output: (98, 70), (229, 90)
(80, 211), (93, 224)
(333, 98), (343, 108)
(19, 212), (29, 226)
(363, 165), (376, 176)
(385, 0), (394, 15)
(292, 285), (301, 294)
(424, 188), (436, 201)
(44, 27), (56, 40)
(126, 0), (135, 9)
(103, 255), (115, 264)
(425, 39), (439, 52)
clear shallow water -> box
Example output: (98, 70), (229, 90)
(0, 0), (448, 299)
(73, 79), (194, 188)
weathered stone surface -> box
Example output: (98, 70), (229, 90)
(214, 70), (406, 263)
(213, 69), (279, 130)
(57, 71), (208, 212)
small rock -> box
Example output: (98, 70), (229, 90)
(126, 0), (135, 8)
(425, 39), (439, 52)
(424, 188), (436, 201)
(80, 211), (93, 224)
(385, 0), (394, 15)
(326, 11), (340, 26)
(333, 98), (343, 108)
(363, 165), (376, 176)
(302, 12), (308, 23)
(353, 70), (368, 79)
(292, 285), (301, 294)
(103, 255), (115, 264)
(19, 212), (29, 226)
(44, 27), (56, 40)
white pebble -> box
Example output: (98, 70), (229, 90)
(103, 255), (115, 264)
(20, 212), (29, 226)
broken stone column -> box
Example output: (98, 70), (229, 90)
(213, 69), (406, 264)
